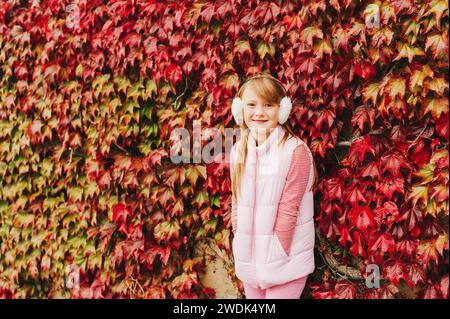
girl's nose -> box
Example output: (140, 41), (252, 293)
(254, 104), (265, 115)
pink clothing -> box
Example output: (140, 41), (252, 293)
(243, 275), (308, 299)
(231, 143), (311, 256)
(230, 125), (316, 290)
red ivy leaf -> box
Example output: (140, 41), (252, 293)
(358, 160), (382, 179)
(410, 139), (431, 167)
(349, 135), (376, 165)
(384, 259), (407, 287)
(282, 13), (303, 31)
(369, 232), (396, 256)
(348, 205), (375, 231)
(440, 275), (449, 299)
(376, 176), (404, 199)
(85, 159), (100, 181)
(345, 186), (367, 206)
(165, 63), (183, 85)
(436, 115), (449, 142)
(334, 280), (357, 299)
(124, 32), (142, 49)
(148, 148), (169, 166)
(381, 150), (411, 178)
(373, 201), (400, 229)
(396, 239), (418, 257)
(423, 281), (443, 299)
(338, 224), (351, 246)
(405, 263), (426, 287)
(112, 203), (132, 228)
(27, 120), (43, 137)
(141, 246), (171, 269)
(315, 108), (336, 129)
(97, 170), (112, 190)
(122, 239), (144, 260)
(253, 2), (281, 25)
(349, 230), (366, 258)
(352, 105), (375, 133)
(354, 60), (376, 80)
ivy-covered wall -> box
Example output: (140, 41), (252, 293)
(0, 0), (448, 298)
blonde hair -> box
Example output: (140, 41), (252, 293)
(231, 73), (318, 201)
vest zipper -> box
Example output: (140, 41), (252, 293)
(252, 150), (258, 288)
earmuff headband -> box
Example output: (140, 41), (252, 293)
(232, 73), (292, 126)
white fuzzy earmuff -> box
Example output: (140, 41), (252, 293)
(278, 96), (292, 125)
(231, 97), (244, 126)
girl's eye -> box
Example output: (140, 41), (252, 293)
(264, 104), (273, 108)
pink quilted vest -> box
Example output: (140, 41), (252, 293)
(230, 125), (315, 289)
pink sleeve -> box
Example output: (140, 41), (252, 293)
(274, 144), (312, 256)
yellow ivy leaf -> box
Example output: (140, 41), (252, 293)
(194, 189), (209, 209)
(301, 26), (323, 46)
(185, 165), (206, 186)
(425, 77), (448, 95)
(256, 41), (274, 59)
(233, 38), (252, 56)
(430, 148), (448, 164)
(431, 184), (449, 202)
(394, 42), (425, 63)
(143, 78), (157, 99)
(154, 220), (181, 242)
(409, 64), (434, 91)
(314, 38), (333, 59)
(386, 77), (406, 99)
(68, 186), (83, 202)
(425, 33), (448, 59)
(424, 0), (449, 28)
(13, 212), (35, 227)
(127, 78), (144, 103)
(363, 82), (382, 105)
(408, 185), (428, 207)
(413, 163), (435, 185)
(204, 218), (218, 234)
(424, 97), (449, 118)
(75, 63), (83, 77)
(435, 233), (449, 255)
(92, 73), (110, 90)
(114, 76), (131, 94)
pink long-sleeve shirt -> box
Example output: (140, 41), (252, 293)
(231, 143), (312, 256)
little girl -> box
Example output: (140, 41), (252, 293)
(229, 73), (317, 299)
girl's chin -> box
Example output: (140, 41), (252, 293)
(247, 125), (276, 132)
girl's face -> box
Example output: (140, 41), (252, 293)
(242, 87), (279, 130)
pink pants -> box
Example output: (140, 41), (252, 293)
(243, 276), (308, 299)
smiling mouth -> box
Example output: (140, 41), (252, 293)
(252, 119), (267, 123)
